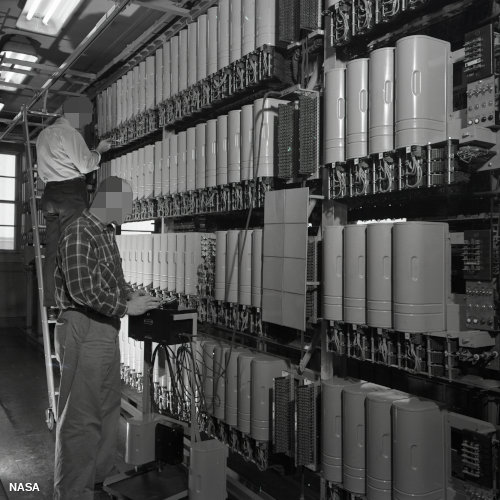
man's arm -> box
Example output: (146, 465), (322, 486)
(119, 275), (135, 300)
(59, 230), (128, 317)
(112, 238), (135, 299)
(64, 129), (111, 174)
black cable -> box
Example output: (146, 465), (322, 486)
(149, 342), (162, 413)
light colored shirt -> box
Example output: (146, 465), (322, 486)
(36, 117), (101, 183)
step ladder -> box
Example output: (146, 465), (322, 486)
(21, 105), (60, 431)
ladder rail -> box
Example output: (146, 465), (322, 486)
(22, 105), (58, 422)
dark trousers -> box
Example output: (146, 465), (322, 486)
(41, 177), (88, 307)
(53, 310), (121, 500)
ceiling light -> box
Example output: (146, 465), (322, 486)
(26, 0), (43, 21)
(0, 36), (38, 92)
(0, 51), (38, 91)
(0, 102), (4, 112)
(42, 0), (62, 25)
(17, 0), (84, 36)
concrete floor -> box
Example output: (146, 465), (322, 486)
(0, 328), (55, 500)
(0, 328), (127, 500)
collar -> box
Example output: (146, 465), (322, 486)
(54, 117), (71, 127)
(82, 209), (114, 233)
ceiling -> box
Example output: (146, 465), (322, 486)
(0, 0), (193, 142)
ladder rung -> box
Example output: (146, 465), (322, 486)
(51, 354), (57, 359)
(47, 318), (57, 324)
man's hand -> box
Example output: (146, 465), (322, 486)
(128, 289), (147, 300)
(96, 139), (112, 154)
(126, 295), (161, 316)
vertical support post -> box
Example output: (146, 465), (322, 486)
(321, 199), (347, 382)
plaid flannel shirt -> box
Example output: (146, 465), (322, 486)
(55, 209), (133, 317)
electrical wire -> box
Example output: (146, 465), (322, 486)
(378, 158), (394, 193)
(355, 0), (373, 32)
(405, 154), (422, 188)
(381, 0), (400, 19)
(380, 337), (388, 364)
(353, 164), (369, 195)
(406, 0), (428, 9)
(332, 167), (347, 198)
(456, 146), (492, 164)
(335, 5), (350, 44)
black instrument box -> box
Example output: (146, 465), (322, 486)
(128, 308), (196, 344)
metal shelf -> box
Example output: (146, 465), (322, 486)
(101, 45), (293, 148)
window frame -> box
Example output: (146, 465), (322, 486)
(0, 147), (21, 253)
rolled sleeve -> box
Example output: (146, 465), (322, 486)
(120, 279), (134, 301)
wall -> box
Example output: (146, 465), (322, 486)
(0, 251), (27, 328)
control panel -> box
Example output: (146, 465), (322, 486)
(465, 281), (497, 330)
(466, 75), (497, 127)
(449, 424), (498, 500)
(464, 25), (500, 128)
(463, 230), (492, 281)
(464, 24), (495, 83)
(463, 229), (498, 331)
(448, 412), (498, 500)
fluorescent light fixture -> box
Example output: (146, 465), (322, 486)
(26, 0), (43, 21)
(42, 0), (62, 25)
(17, 0), (83, 36)
(0, 50), (38, 92)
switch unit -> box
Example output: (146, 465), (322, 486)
(465, 281), (497, 330)
(466, 76), (497, 128)
(464, 25), (495, 83)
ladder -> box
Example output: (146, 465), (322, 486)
(21, 105), (60, 431)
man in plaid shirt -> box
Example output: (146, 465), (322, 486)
(53, 176), (160, 500)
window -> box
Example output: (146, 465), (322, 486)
(0, 153), (17, 250)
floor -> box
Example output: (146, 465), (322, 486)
(0, 328), (127, 500)
(0, 327), (317, 500)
